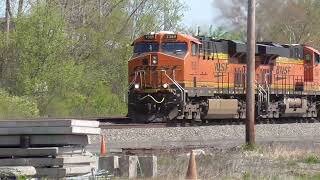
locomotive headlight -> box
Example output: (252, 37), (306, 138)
(134, 84), (140, 89)
(163, 83), (169, 89)
(151, 55), (158, 65)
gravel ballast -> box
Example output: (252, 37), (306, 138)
(89, 123), (320, 151)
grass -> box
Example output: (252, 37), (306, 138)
(304, 154), (320, 164)
(17, 176), (27, 180)
(242, 171), (252, 180)
(287, 159), (298, 167)
(239, 174), (320, 180)
(125, 143), (320, 179)
(241, 143), (259, 151)
(292, 173), (320, 180)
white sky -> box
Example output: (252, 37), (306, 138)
(0, 2), (4, 17)
(0, 0), (221, 27)
(182, 0), (220, 27)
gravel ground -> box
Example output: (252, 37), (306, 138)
(88, 123), (320, 153)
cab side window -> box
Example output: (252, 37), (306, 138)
(315, 53), (320, 64)
(191, 42), (198, 56)
(295, 48), (300, 59)
(305, 54), (312, 62)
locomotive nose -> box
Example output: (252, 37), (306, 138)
(129, 51), (184, 90)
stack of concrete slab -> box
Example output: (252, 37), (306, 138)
(0, 119), (100, 178)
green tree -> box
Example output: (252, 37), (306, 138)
(0, 0), (187, 118)
(14, 4), (72, 114)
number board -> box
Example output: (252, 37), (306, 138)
(144, 34), (156, 40)
(164, 34), (177, 40)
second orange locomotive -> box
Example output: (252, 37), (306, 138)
(128, 32), (320, 122)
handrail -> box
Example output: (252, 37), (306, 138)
(255, 80), (270, 106)
(128, 70), (146, 89)
(161, 69), (186, 104)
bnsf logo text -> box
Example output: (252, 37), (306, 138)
(215, 63), (228, 72)
(276, 66), (290, 75)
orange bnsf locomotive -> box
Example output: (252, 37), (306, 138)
(128, 31), (320, 123)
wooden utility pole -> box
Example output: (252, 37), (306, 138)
(246, 0), (256, 145)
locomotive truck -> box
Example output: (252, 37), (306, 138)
(128, 31), (320, 123)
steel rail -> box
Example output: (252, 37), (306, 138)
(98, 118), (320, 129)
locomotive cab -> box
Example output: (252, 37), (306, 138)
(303, 46), (320, 83)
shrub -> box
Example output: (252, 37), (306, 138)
(0, 90), (39, 119)
(45, 82), (127, 117)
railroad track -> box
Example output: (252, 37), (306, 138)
(99, 123), (167, 129)
(6, 116), (319, 129)
(98, 117), (320, 129)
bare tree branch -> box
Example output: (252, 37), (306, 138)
(5, 0), (11, 45)
(117, 0), (149, 35)
(18, 0), (24, 16)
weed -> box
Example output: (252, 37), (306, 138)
(242, 171), (252, 180)
(296, 173), (320, 180)
(304, 155), (319, 164)
(287, 159), (297, 167)
(241, 143), (258, 151)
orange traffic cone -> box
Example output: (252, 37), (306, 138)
(100, 135), (107, 156)
(186, 150), (198, 180)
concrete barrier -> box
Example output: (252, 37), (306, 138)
(98, 156), (119, 175)
(119, 155), (138, 178)
(138, 156), (157, 177)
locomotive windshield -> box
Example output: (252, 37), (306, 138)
(134, 42), (159, 55)
(161, 42), (187, 57)
(133, 41), (188, 57)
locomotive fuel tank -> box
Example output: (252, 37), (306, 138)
(203, 99), (240, 119)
